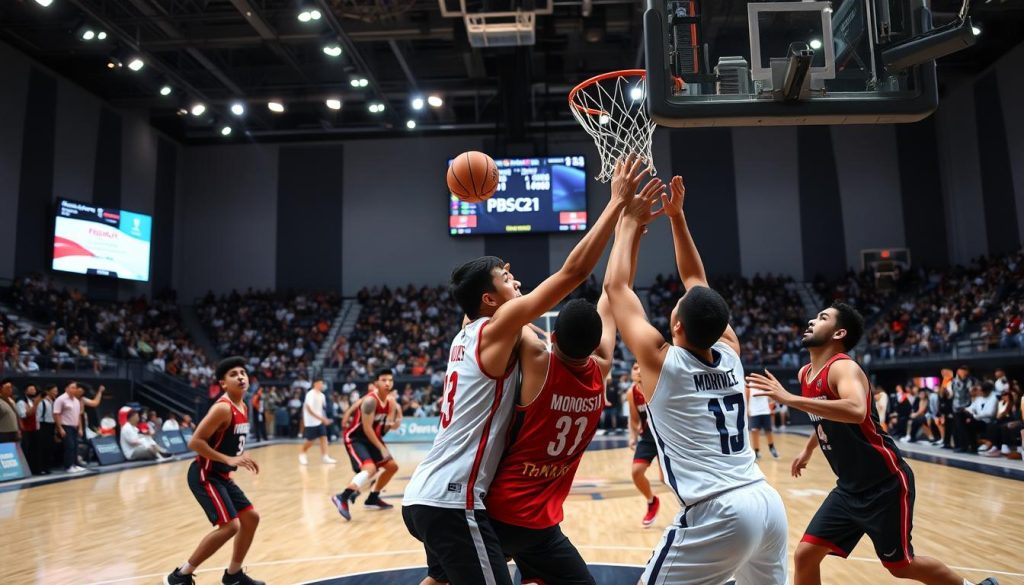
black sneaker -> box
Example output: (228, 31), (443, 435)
(769, 445), (780, 459)
(364, 494), (394, 510)
(331, 494), (352, 520)
(978, 578), (1000, 585)
(222, 569), (265, 585)
(164, 568), (195, 585)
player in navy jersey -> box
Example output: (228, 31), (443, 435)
(165, 357), (263, 585)
(748, 304), (999, 585)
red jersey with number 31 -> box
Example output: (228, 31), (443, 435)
(198, 396), (249, 479)
(486, 353), (604, 529)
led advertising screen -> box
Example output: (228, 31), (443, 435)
(52, 199), (152, 281)
(449, 155), (588, 236)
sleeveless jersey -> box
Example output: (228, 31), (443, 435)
(801, 354), (907, 493)
(198, 396), (249, 479)
(631, 384), (651, 436)
(647, 342), (763, 505)
(344, 393), (389, 442)
(486, 354), (605, 529)
(403, 317), (519, 510)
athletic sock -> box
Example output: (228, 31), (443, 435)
(179, 562), (195, 575)
(647, 496), (655, 504)
(340, 488), (355, 500)
(768, 444), (775, 449)
(368, 491), (381, 499)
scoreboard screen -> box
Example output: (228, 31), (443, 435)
(449, 155), (588, 236)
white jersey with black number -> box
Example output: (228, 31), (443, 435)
(403, 317), (519, 510)
(647, 342), (763, 506)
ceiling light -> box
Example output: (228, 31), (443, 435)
(81, 29), (95, 41)
(368, 102), (384, 113)
(297, 8), (321, 22)
(809, 38), (823, 50)
(230, 102), (245, 116)
(350, 77), (368, 88)
(190, 103), (206, 116)
(406, 119), (417, 129)
(33, 0), (54, 7)
(267, 101), (284, 113)
(972, 26), (982, 36)
(322, 44), (342, 57)
(220, 126), (232, 137)
(427, 95), (443, 108)
(598, 114), (610, 125)
(411, 96), (425, 110)
(160, 85), (172, 96)
(629, 86), (644, 101)
(310, 9), (321, 19)
(326, 98), (342, 110)
(97, 31), (107, 40)
(297, 11), (311, 22)
(127, 57), (144, 72)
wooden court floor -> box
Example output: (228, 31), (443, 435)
(3, 432), (1021, 585)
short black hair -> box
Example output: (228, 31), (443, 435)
(677, 286), (730, 350)
(553, 299), (603, 360)
(376, 368), (394, 379)
(829, 302), (864, 351)
(450, 256), (506, 320)
(215, 356), (248, 381)
(0, 378), (10, 386)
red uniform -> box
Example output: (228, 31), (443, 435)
(486, 354), (604, 529)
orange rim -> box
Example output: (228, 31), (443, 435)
(568, 69), (647, 116)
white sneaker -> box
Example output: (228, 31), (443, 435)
(977, 445), (993, 453)
(322, 455), (337, 464)
(298, 453), (309, 465)
(69, 466), (86, 473)
(1001, 445), (1011, 455)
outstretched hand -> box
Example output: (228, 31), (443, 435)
(610, 154), (654, 206)
(745, 370), (792, 405)
(621, 177), (665, 225)
(660, 176), (685, 219)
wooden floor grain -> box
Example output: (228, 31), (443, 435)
(3, 433), (1021, 585)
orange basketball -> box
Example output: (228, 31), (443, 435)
(447, 151), (499, 203)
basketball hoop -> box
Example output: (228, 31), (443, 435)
(568, 69), (657, 183)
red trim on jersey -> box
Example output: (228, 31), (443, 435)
(345, 440), (364, 466)
(800, 534), (849, 558)
(199, 467), (229, 525)
(237, 504), (255, 515)
(633, 458), (653, 465)
(465, 374), (505, 509)
(475, 318), (517, 380)
(807, 354), (847, 400)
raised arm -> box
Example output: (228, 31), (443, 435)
(484, 156), (660, 347)
(604, 193), (670, 399)
(661, 177), (740, 354)
(593, 220), (644, 376)
(81, 386), (105, 408)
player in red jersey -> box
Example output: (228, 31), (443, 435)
(625, 361), (661, 526)
(332, 368), (400, 519)
(747, 304), (999, 585)
(483, 223), (643, 585)
(165, 357), (263, 585)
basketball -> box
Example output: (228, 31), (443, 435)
(447, 151), (499, 203)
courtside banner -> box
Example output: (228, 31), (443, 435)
(0, 442), (29, 482)
(387, 417), (440, 443)
(155, 430), (190, 454)
(90, 436), (126, 465)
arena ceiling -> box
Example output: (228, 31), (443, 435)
(2, 0), (1022, 143)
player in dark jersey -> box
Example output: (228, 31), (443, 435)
(165, 357), (263, 585)
(747, 304), (999, 585)
(625, 361), (661, 527)
(332, 368), (399, 519)
(484, 262), (619, 585)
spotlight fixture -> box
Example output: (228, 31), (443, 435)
(127, 57), (145, 72)
(809, 38), (823, 50)
(629, 86), (644, 101)
(220, 126), (233, 136)
(350, 78), (369, 88)
(411, 96), (425, 110)
(267, 101), (285, 113)
(97, 31), (107, 40)
(190, 103), (206, 116)
(81, 29), (95, 41)
(972, 26), (982, 35)
(322, 44), (342, 57)
(33, 0), (54, 7)
(160, 85), (172, 96)
(230, 102), (245, 116)
(598, 114), (610, 125)
(106, 57), (121, 69)
(427, 95), (443, 108)
(368, 102), (385, 114)
(406, 119), (417, 129)
(325, 98), (342, 110)
(297, 4), (322, 22)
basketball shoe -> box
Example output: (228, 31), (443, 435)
(642, 496), (660, 526)
(331, 493), (352, 520)
(364, 492), (394, 510)
(221, 569), (264, 585)
(163, 568), (195, 585)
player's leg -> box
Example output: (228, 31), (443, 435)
(794, 489), (863, 585)
(632, 439), (660, 526)
(299, 423), (314, 465)
(732, 482), (789, 585)
(510, 524), (595, 585)
(751, 427), (762, 457)
(168, 466), (243, 584)
(224, 507), (263, 584)
(332, 441), (378, 519)
(365, 457), (398, 510)
(764, 426), (779, 459)
(403, 506), (451, 585)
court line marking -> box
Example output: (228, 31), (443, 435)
(83, 547), (1024, 584)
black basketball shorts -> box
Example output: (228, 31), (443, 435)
(491, 518), (596, 585)
(345, 438), (385, 473)
(187, 461), (252, 526)
(402, 504), (512, 585)
(634, 434), (658, 464)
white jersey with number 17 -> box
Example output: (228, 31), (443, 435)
(402, 317), (519, 510)
(647, 342), (763, 506)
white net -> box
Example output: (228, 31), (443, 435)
(569, 70), (657, 183)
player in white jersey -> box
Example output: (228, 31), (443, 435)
(606, 176), (788, 585)
(745, 387), (780, 459)
(403, 154), (665, 585)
